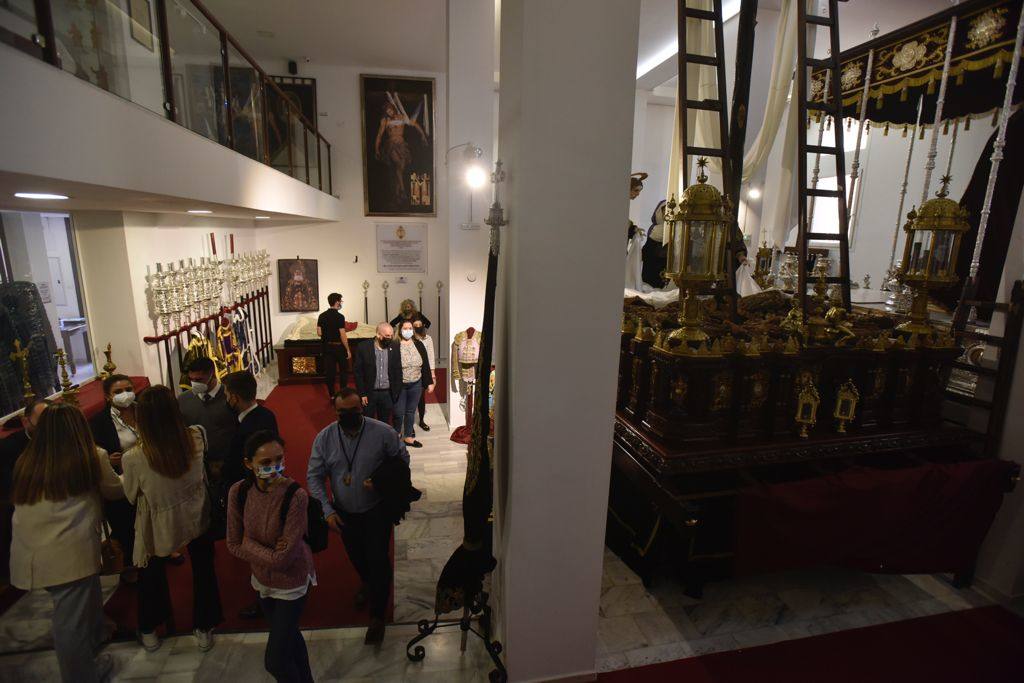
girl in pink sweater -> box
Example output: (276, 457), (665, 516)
(226, 431), (315, 683)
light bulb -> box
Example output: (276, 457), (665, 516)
(465, 165), (488, 190)
(747, 187), (762, 200)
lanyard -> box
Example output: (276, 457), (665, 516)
(337, 422), (365, 475)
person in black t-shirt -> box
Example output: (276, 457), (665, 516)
(317, 292), (352, 399)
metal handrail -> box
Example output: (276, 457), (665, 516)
(13, 0), (332, 194)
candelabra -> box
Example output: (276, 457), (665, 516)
(151, 265), (173, 333)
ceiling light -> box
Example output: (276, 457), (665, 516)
(465, 165), (488, 190)
(15, 192), (68, 200)
(254, 216), (270, 220)
(747, 187), (762, 200)
(188, 209), (212, 214)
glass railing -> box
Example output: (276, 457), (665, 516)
(0, 0), (332, 194)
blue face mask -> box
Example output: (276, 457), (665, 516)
(255, 461), (285, 480)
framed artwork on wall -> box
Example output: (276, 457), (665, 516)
(128, 0), (154, 52)
(360, 75), (436, 217)
(278, 258), (319, 312)
(267, 75), (318, 171)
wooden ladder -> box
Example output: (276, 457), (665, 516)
(676, 0), (738, 308)
(796, 0), (852, 311)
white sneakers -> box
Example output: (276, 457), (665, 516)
(193, 628), (214, 652)
(138, 628), (214, 653)
(137, 630), (161, 652)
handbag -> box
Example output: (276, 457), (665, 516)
(99, 520), (125, 575)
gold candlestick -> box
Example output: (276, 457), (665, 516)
(56, 349), (79, 405)
(101, 343), (117, 378)
(10, 339), (34, 406)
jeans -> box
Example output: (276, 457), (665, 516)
(259, 593), (313, 683)
(322, 345), (349, 398)
(339, 503), (393, 619)
(47, 574), (103, 683)
(138, 531), (223, 633)
(366, 388), (396, 424)
(394, 382), (423, 439)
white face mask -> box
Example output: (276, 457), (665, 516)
(401, 328), (414, 340)
(111, 391), (135, 408)
(255, 461), (285, 480)
(191, 381), (210, 395)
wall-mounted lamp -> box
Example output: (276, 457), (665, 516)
(465, 165), (488, 190)
(445, 141), (484, 166)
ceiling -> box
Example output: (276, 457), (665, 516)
(198, 0), (448, 71)
(0, 171), (318, 226)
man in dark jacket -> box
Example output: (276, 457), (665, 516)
(221, 370), (278, 620)
(178, 357), (237, 483)
(353, 323), (400, 424)
(221, 371), (278, 486)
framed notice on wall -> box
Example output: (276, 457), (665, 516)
(376, 223), (427, 273)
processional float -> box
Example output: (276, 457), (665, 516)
(609, 0), (1022, 595)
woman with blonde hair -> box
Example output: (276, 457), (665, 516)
(122, 385), (222, 652)
(10, 402), (123, 683)
(389, 298), (432, 330)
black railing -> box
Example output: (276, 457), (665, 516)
(1, 0), (331, 194)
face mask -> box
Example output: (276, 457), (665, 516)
(337, 411), (363, 431)
(111, 391), (135, 408)
(255, 461), (285, 480)
(401, 329), (414, 340)
(378, 336), (392, 346)
(414, 327), (425, 337)
(191, 381), (210, 395)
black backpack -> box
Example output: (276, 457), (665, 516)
(238, 481), (330, 554)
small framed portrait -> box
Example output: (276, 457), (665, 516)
(128, 0), (154, 52)
(278, 258), (319, 312)
(360, 75), (436, 217)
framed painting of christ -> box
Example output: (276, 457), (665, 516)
(360, 75), (436, 217)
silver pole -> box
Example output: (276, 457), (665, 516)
(920, 13), (958, 204)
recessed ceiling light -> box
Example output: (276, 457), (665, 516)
(15, 192), (68, 200)
(254, 216), (271, 220)
(188, 209), (212, 214)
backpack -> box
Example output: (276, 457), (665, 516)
(237, 480), (330, 554)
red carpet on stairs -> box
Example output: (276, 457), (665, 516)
(104, 383), (393, 634)
(598, 606), (1024, 683)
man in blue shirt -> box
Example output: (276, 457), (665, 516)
(307, 387), (409, 644)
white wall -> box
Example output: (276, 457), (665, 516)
(73, 210), (259, 384)
(246, 63), (450, 354)
(447, 0), (497, 377)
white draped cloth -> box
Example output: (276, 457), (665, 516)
(625, 230), (647, 291)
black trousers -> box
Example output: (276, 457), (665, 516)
(322, 345), (348, 397)
(338, 503), (393, 619)
(417, 390), (426, 422)
(366, 388), (396, 424)
(138, 531), (223, 633)
(259, 594), (313, 683)
(104, 498), (136, 564)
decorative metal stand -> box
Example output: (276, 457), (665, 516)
(405, 591), (507, 683)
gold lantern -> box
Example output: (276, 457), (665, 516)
(662, 158), (734, 345)
(833, 379), (860, 433)
(897, 175), (969, 338)
(794, 374), (820, 439)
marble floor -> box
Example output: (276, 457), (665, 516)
(595, 551), (996, 672)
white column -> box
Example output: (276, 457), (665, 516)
(72, 211), (150, 378)
(493, 1), (640, 680)
(448, 0), (497, 381)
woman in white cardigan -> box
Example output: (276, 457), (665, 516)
(9, 403), (124, 683)
(122, 385), (223, 653)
